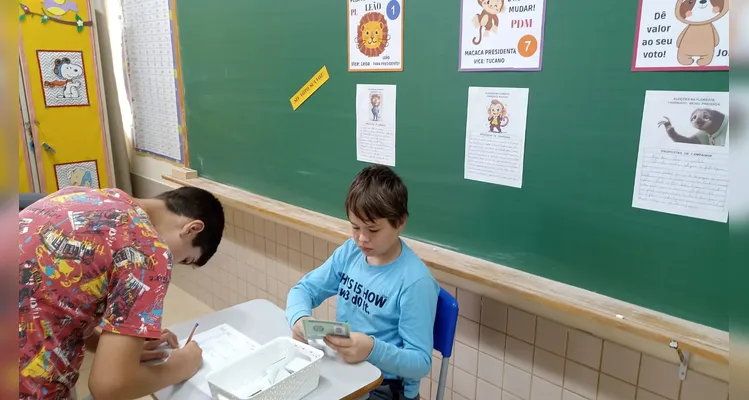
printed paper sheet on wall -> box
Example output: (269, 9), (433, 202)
(632, 90), (729, 222)
(632, 0), (729, 71)
(348, 0), (404, 72)
(459, 0), (546, 71)
(356, 84), (396, 166)
(464, 86), (529, 188)
(123, 0), (184, 162)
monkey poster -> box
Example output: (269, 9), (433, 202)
(464, 86), (529, 188)
(632, 90), (729, 222)
(355, 84), (397, 166)
(36, 50), (90, 108)
(632, 0), (729, 71)
(348, 0), (403, 72)
(459, 0), (547, 71)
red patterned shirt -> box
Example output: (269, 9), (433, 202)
(18, 187), (172, 400)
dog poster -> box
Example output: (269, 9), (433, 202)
(355, 84), (396, 166)
(632, 0), (729, 71)
(464, 86), (529, 188)
(36, 50), (91, 107)
(459, 0), (547, 71)
(632, 90), (729, 222)
(348, 0), (404, 72)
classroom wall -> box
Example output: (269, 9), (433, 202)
(168, 205), (730, 400)
(93, 0), (174, 196)
(129, 155), (177, 196)
(92, 0), (132, 194)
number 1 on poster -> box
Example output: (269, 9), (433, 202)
(386, 0), (400, 20)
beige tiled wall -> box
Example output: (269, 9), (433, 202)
(170, 206), (729, 400)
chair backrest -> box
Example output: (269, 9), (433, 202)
(19, 193), (46, 211)
(433, 287), (459, 358)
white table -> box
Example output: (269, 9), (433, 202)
(153, 299), (383, 400)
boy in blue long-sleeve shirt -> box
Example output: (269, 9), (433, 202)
(286, 164), (439, 400)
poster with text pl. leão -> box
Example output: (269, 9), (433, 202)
(348, 0), (404, 72)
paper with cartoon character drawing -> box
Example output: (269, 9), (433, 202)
(458, 0), (547, 71)
(632, 90), (729, 222)
(356, 84), (397, 166)
(633, 0), (730, 71)
(348, 0), (403, 72)
(463, 86), (529, 188)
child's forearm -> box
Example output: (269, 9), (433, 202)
(286, 285), (314, 327)
(122, 362), (187, 398)
(89, 359), (186, 399)
(366, 339), (431, 380)
(285, 252), (344, 326)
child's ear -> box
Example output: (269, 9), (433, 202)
(182, 220), (205, 237)
(398, 216), (408, 231)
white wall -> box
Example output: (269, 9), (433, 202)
(130, 154), (179, 197)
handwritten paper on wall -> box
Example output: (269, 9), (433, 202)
(356, 84), (396, 166)
(464, 87), (529, 188)
(632, 0), (729, 71)
(632, 91), (729, 222)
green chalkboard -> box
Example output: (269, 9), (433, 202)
(175, 0), (729, 330)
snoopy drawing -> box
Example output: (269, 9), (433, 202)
(43, 57), (83, 99)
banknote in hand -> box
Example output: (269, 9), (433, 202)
(302, 319), (350, 340)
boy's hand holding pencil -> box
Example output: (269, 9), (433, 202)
(165, 322), (203, 380)
(140, 328), (180, 361)
(185, 322), (199, 345)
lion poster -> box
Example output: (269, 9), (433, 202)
(632, 0), (729, 71)
(348, 0), (403, 72)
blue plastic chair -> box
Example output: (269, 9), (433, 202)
(433, 288), (459, 400)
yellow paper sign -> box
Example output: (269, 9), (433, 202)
(290, 66), (330, 110)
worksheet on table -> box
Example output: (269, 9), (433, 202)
(165, 324), (260, 396)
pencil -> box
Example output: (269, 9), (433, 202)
(185, 322), (199, 345)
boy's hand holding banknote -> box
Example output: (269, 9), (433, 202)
(292, 317), (374, 363)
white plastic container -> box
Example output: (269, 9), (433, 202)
(206, 336), (324, 400)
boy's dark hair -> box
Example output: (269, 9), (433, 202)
(345, 164), (408, 228)
(155, 187), (224, 266)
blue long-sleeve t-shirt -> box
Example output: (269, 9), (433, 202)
(286, 238), (439, 399)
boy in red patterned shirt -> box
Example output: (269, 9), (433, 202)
(18, 186), (224, 400)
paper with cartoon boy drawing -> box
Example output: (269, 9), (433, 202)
(356, 84), (396, 166)
(464, 86), (529, 188)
